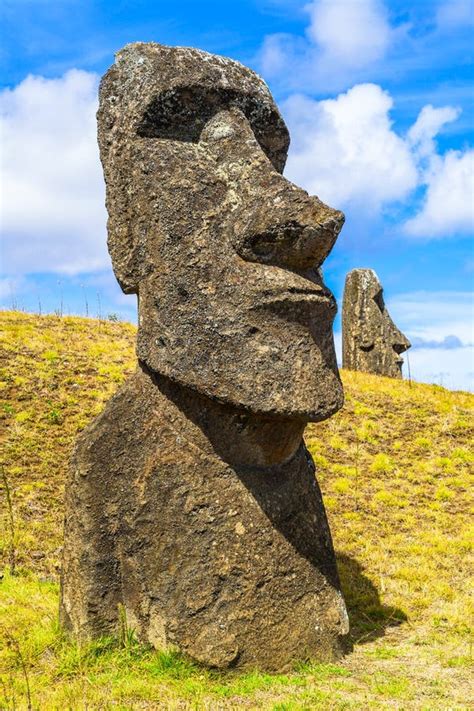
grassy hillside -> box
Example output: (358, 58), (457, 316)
(1, 310), (473, 710)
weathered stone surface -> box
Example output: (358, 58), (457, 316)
(61, 365), (349, 670)
(96, 42), (344, 418)
(60, 42), (349, 670)
(342, 269), (411, 378)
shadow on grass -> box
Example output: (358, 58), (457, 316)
(336, 552), (407, 645)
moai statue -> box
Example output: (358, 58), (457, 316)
(342, 269), (411, 378)
(60, 43), (350, 671)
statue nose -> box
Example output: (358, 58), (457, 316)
(233, 178), (344, 271)
(201, 106), (344, 270)
(388, 319), (411, 354)
(393, 335), (411, 353)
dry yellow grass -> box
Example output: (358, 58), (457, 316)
(1, 310), (473, 709)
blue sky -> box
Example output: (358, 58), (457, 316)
(1, 0), (473, 390)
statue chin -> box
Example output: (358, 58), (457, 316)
(136, 306), (343, 422)
(143, 351), (344, 423)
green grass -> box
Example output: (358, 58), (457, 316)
(1, 311), (473, 709)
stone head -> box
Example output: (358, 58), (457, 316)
(342, 269), (411, 378)
(97, 42), (345, 420)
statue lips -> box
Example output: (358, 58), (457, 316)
(394, 351), (405, 366)
(388, 332), (411, 372)
(393, 354), (405, 371)
(255, 284), (337, 322)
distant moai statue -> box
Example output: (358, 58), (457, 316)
(342, 269), (411, 378)
(60, 43), (350, 671)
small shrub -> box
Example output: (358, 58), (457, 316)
(370, 453), (395, 474)
(329, 434), (345, 450)
(373, 489), (398, 506)
(42, 350), (59, 363)
(414, 436), (432, 450)
(435, 485), (454, 501)
(333, 478), (351, 494)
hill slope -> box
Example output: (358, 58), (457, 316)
(1, 311), (473, 709)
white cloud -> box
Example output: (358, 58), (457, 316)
(403, 105), (473, 237)
(283, 84), (417, 210)
(387, 290), (474, 343)
(436, 0), (474, 28)
(306, 0), (391, 68)
(410, 335), (464, 349)
(281, 83), (472, 235)
(259, 0), (401, 91)
(407, 104), (461, 160)
(403, 149), (474, 237)
(259, 33), (296, 77)
(0, 69), (108, 275)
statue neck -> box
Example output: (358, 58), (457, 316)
(139, 362), (306, 469)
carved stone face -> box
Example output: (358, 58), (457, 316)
(98, 43), (345, 420)
(342, 269), (411, 378)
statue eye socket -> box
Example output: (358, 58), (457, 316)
(137, 87), (210, 142)
(137, 86), (289, 172)
(373, 289), (385, 313)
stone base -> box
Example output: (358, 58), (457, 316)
(60, 365), (350, 671)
